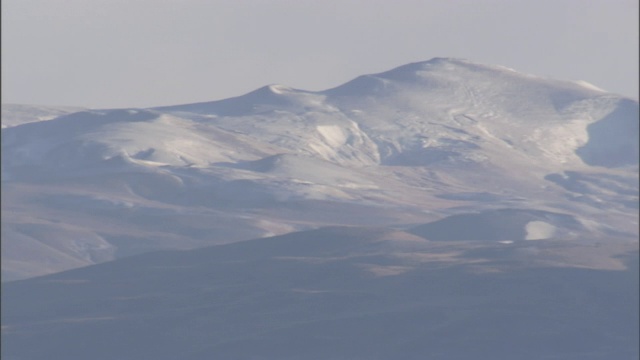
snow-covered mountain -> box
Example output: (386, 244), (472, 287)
(2, 58), (638, 360)
(1, 58), (638, 280)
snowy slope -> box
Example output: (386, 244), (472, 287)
(1, 58), (638, 280)
(1, 104), (85, 128)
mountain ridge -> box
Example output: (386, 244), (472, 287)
(1, 58), (638, 281)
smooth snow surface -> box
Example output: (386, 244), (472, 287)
(525, 221), (557, 240)
(1, 104), (85, 128)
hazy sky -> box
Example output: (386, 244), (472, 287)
(2, 0), (638, 108)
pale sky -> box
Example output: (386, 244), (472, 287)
(2, 0), (638, 108)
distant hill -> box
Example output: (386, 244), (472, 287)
(2, 226), (637, 359)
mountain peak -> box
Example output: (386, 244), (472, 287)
(251, 84), (293, 96)
(265, 84), (292, 94)
(377, 57), (520, 80)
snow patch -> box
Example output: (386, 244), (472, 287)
(316, 125), (348, 148)
(267, 85), (290, 94)
(525, 221), (556, 240)
(574, 80), (606, 93)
